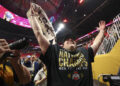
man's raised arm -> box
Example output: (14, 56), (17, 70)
(27, 3), (50, 55)
(91, 20), (106, 55)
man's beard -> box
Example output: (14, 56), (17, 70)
(69, 45), (76, 51)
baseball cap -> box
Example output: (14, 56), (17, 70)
(26, 55), (31, 58)
(63, 34), (76, 43)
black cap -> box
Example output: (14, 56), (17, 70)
(63, 34), (76, 43)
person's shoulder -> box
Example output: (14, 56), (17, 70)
(51, 43), (59, 47)
(77, 47), (87, 51)
(77, 47), (91, 55)
(37, 68), (44, 74)
(39, 68), (44, 72)
(49, 43), (62, 50)
(77, 46), (93, 51)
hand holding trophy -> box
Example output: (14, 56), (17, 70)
(27, 3), (56, 44)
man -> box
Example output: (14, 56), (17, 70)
(0, 39), (31, 86)
(28, 3), (106, 86)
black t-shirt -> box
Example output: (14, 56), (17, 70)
(41, 44), (94, 86)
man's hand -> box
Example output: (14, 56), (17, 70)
(0, 39), (11, 54)
(0, 39), (20, 64)
(97, 20), (106, 31)
(0, 39), (31, 84)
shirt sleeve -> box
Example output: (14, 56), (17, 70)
(40, 44), (58, 67)
(88, 47), (94, 62)
(34, 70), (42, 81)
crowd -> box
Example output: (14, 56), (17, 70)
(20, 54), (47, 86)
(0, 42), (47, 86)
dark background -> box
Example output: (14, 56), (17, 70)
(0, 0), (120, 44)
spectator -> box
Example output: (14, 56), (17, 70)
(0, 39), (31, 86)
(34, 64), (47, 86)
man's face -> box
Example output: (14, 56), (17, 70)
(63, 38), (77, 51)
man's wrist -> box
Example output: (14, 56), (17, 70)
(99, 29), (105, 33)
